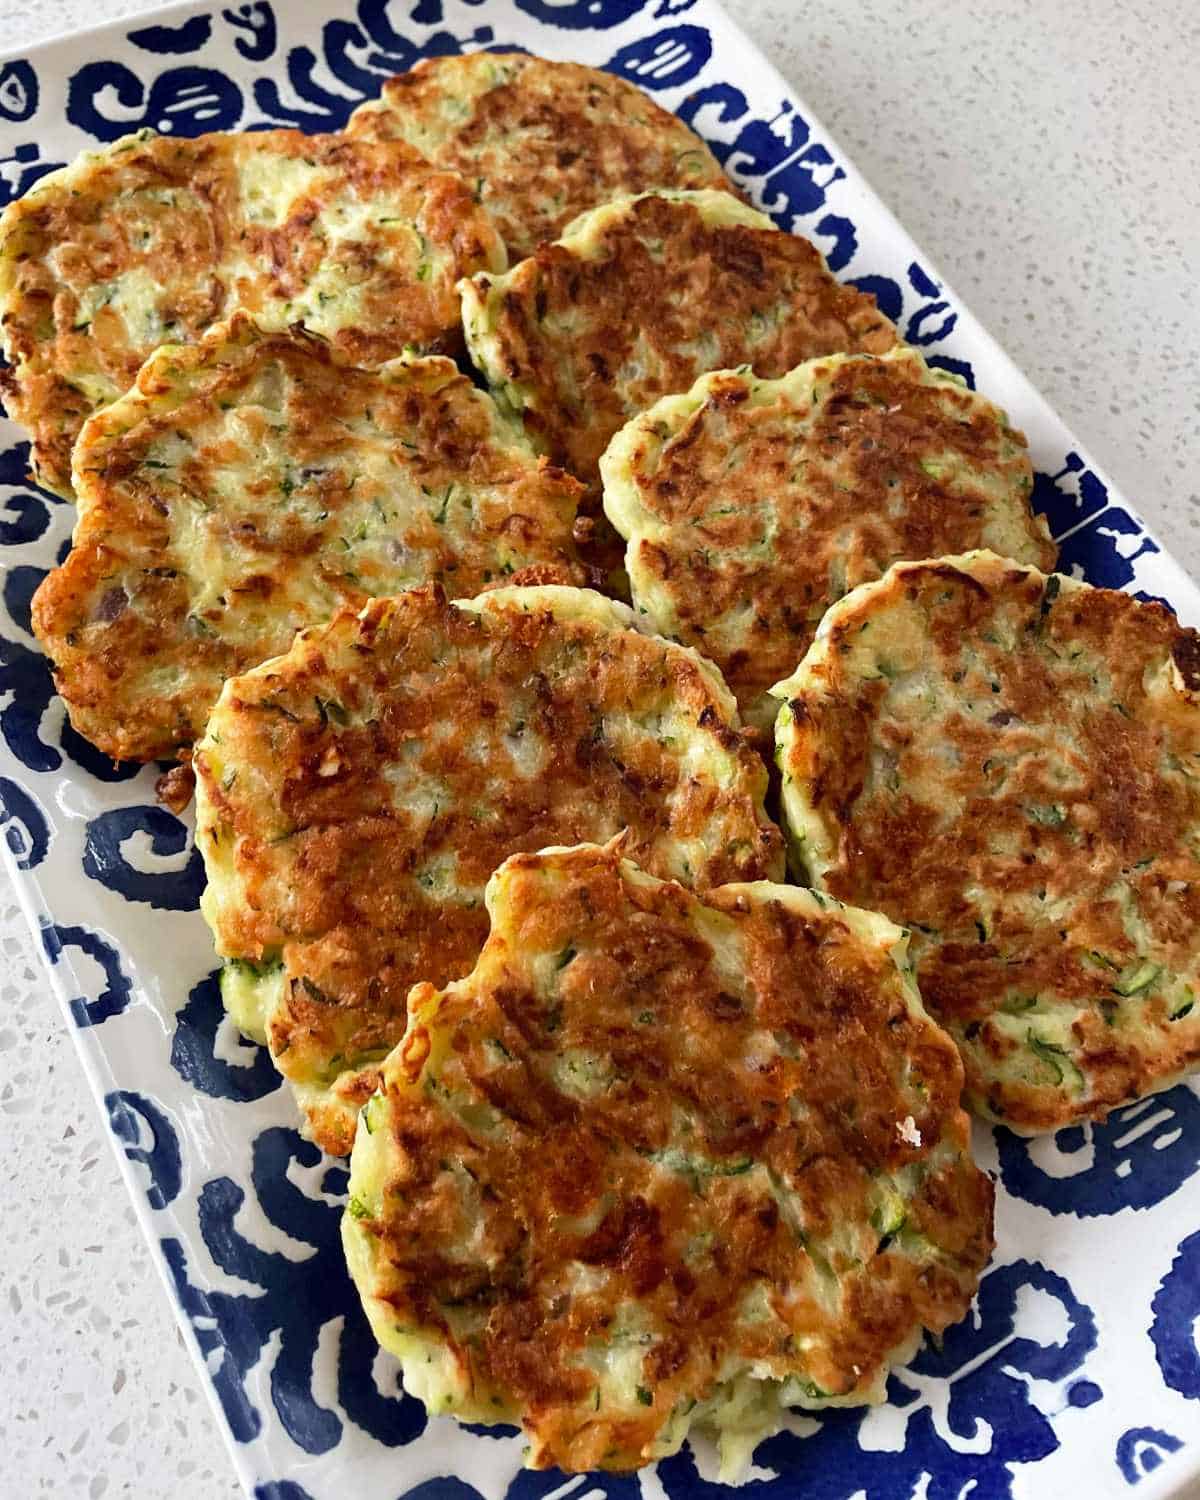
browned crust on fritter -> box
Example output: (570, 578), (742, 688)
(31, 321), (582, 763)
(198, 587), (783, 1153)
(349, 52), (729, 258)
(622, 358), (1057, 717)
(478, 194), (895, 591)
(784, 557), (1200, 1131)
(0, 129), (501, 493)
(361, 843), (994, 1470)
(477, 193), (895, 490)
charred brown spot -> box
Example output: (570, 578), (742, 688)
(1172, 629), (1200, 692)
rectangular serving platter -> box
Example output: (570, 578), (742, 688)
(1, 3), (1198, 1498)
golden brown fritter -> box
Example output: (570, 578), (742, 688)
(462, 189), (894, 586)
(195, 585), (783, 1154)
(348, 51), (729, 259)
(775, 551), (1200, 1134)
(0, 128), (505, 495)
(602, 349), (1058, 731)
(31, 316), (581, 764)
(460, 190), (896, 495)
(344, 841), (994, 1474)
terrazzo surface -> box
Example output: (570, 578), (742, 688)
(0, 2), (1197, 1496)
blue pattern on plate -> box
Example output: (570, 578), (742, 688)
(82, 804), (205, 910)
(640, 1261), (1098, 1500)
(0, 772), (49, 869)
(0, 141), (63, 204)
(0, 60), (38, 122)
(108, 1089), (184, 1207)
(170, 969), (283, 1101)
(998, 1088), (1200, 1216)
(1150, 1228), (1200, 1400)
(42, 920), (134, 1026)
(0, 441), (57, 543)
(1, 1), (1197, 1496)
(223, 5), (278, 64)
(68, 59), (246, 137)
(165, 1128), (426, 1451)
(606, 24), (709, 88)
(129, 15), (215, 55)
(1115, 1426), (1184, 1486)
(0, 629), (64, 772)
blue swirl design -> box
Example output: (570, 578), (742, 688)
(41, 920), (134, 1026)
(107, 1089), (183, 1208)
(998, 1087), (1200, 1216)
(1059, 505), (1161, 589)
(255, 1485), (318, 1500)
(0, 438), (60, 537)
(606, 25), (711, 90)
(0, 489), (50, 549)
(0, 773), (49, 869)
(223, 3), (277, 63)
(902, 259), (957, 346)
(677, 85), (851, 260)
(83, 805), (205, 911)
(515, 0), (649, 28)
(0, 142), (64, 205)
(163, 1128), (426, 1451)
(1150, 1227), (1200, 1400)
(850, 272), (903, 323)
(2, 560), (43, 635)
(0, 574), (139, 780)
(1031, 451), (1110, 540)
(253, 8), (493, 132)
(1116, 1426), (1184, 1485)
(170, 969), (281, 1101)
(0, 60), (38, 123)
(67, 60), (244, 140)
(62, 723), (143, 783)
(81, 804), (204, 906)
(0, 631), (60, 773)
(846, 260), (958, 351)
(129, 15), (214, 54)
(649, 1260), (1097, 1500)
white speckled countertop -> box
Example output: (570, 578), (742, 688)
(1, 2), (1197, 1496)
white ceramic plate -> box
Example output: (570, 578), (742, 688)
(1, 3), (1197, 1497)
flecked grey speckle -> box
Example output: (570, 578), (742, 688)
(0, 895), (244, 1499)
(0, 3), (1197, 1500)
(722, 0), (1200, 567)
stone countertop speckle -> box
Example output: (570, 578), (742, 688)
(0, 3), (1197, 1498)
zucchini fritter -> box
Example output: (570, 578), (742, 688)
(460, 189), (895, 484)
(32, 316), (580, 763)
(195, 585), (783, 1154)
(774, 550), (1200, 1133)
(0, 127), (506, 495)
(602, 348), (1057, 731)
(343, 840), (994, 1474)
(348, 51), (728, 260)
